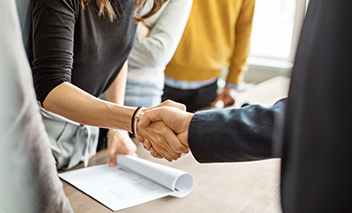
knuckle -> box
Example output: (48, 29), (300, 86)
(176, 144), (184, 152)
(159, 127), (167, 135)
(180, 104), (186, 111)
(155, 137), (164, 146)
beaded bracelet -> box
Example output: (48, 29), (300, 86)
(133, 107), (145, 136)
(131, 106), (143, 135)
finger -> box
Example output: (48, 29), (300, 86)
(211, 95), (221, 106)
(145, 133), (181, 161)
(107, 136), (116, 166)
(214, 100), (225, 109)
(150, 144), (173, 161)
(107, 134), (113, 148)
(223, 96), (235, 106)
(138, 112), (154, 127)
(143, 143), (150, 151)
(148, 138), (180, 160)
(135, 134), (144, 143)
(138, 107), (170, 127)
(144, 138), (152, 150)
(128, 151), (138, 157)
(150, 147), (163, 159)
(223, 87), (237, 106)
(156, 100), (186, 111)
(109, 152), (117, 167)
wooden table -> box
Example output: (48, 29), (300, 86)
(232, 76), (290, 108)
(61, 76), (290, 213)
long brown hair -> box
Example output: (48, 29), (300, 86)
(80, 0), (169, 22)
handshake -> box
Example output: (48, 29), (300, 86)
(135, 100), (194, 162)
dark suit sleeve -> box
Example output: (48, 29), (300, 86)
(188, 99), (285, 163)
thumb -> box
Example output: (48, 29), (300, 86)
(156, 100), (186, 111)
(211, 95), (222, 106)
(109, 154), (117, 167)
(135, 134), (144, 143)
(138, 108), (164, 127)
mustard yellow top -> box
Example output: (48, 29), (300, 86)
(164, 0), (255, 86)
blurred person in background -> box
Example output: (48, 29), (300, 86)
(163, 0), (255, 112)
(125, 0), (192, 108)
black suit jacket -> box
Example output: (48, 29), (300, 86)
(188, 0), (352, 212)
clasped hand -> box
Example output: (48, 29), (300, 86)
(136, 100), (194, 162)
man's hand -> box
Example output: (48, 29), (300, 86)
(137, 106), (194, 160)
(149, 99), (186, 111)
(211, 87), (238, 108)
(137, 121), (188, 161)
(108, 130), (137, 167)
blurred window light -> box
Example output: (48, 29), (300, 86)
(249, 0), (307, 64)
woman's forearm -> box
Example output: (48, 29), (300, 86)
(42, 82), (135, 132)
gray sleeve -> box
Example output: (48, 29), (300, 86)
(188, 99), (286, 163)
(128, 0), (193, 68)
(0, 1), (73, 212)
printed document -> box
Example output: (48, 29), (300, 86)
(59, 155), (194, 211)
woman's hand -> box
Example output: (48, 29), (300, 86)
(107, 130), (137, 167)
(137, 24), (151, 38)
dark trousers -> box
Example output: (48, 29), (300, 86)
(97, 128), (108, 152)
(162, 81), (218, 112)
